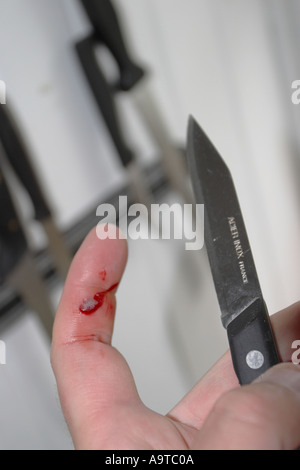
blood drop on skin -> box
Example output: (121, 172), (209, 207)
(99, 269), (107, 281)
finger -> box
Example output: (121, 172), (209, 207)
(192, 363), (300, 450)
(52, 225), (127, 346)
(169, 302), (300, 429)
(51, 226), (140, 446)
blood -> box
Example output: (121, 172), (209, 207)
(79, 295), (104, 315)
(99, 269), (107, 281)
(104, 282), (119, 293)
(79, 282), (119, 315)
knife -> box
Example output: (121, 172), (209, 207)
(79, 0), (145, 92)
(77, 0), (194, 206)
(186, 116), (280, 385)
(0, 162), (54, 338)
(0, 163), (27, 283)
(0, 105), (72, 280)
(0, 104), (51, 221)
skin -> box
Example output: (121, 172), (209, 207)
(51, 226), (300, 450)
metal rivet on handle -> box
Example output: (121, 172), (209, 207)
(246, 350), (264, 370)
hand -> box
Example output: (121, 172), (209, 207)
(51, 227), (300, 450)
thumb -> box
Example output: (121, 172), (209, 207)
(51, 226), (140, 447)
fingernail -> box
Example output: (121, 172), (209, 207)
(257, 363), (300, 394)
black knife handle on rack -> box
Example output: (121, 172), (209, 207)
(0, 167), (27, 283)
(75, 35), (134, 167)
(79, 0), (145, 91)
(0, 105), (51, 221)
(227, 298), (280, 385)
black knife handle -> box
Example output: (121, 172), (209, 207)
(227, 298), (280, 385)
(75, 36), (134, 167)
(0, 105), (51, 221)
(0, 168), (28, 282)
(79, 0), (145, 91)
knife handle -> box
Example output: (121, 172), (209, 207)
(75, 36), (134, 167)
(79, 0), (145, 91)
(227, 298), (280, 385)
(0, 105), (51, 221)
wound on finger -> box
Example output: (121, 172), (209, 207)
(79, 283), (119, 315)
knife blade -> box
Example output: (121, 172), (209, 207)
(186, 116), (280, 385)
